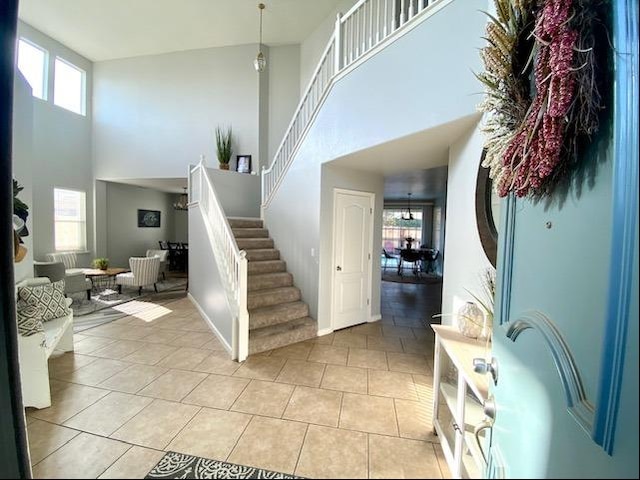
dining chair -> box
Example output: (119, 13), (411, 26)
(381, 248), (399, 272)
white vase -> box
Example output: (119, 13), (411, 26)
(457, 301), (484, 339)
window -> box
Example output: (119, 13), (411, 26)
(382, 208), (423, 252)
(433, 206), (442, 252)
(54, 57), (85, 115)
(17, 38), (48, 99)
(54, 188), (86, 252)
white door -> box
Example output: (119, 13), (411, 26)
(332, 190), (373, 330)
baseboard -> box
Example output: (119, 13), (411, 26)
(369, 314), (382, 323)
(317, 327), (334, 337)
(187, 293), (233, 355)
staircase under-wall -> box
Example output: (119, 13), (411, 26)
(229, 217), (317, 355)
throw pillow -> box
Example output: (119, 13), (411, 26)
(16, 280), (70, 336)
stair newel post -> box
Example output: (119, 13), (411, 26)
(335, 13), (343, 74)
(237, 250), (249, 362)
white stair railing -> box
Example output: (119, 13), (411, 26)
(189, 158), (249, 361)
(261, 0), (445, 210)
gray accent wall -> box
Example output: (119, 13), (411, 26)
(207, 168), (261, 218)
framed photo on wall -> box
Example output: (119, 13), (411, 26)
(236, 155), (252, 174)
(137, 209), (161, 228)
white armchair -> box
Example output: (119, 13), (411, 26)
(116, 256), (160, 295)
(45, 252), (92, 299)
(146, 249), (169, 280)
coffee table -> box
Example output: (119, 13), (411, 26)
(82, 268), (129, 296)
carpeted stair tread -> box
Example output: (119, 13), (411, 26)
(248, 272), (293, 292)
(247, 286), (301, 309)
(248, 259), (286, 274)
(248, 317), (317, 355)
(237, 237), (274, 250)
(248, 301), (310, 330)
(228, 218), (263, 229)
(244, 249), (280, 261)
(232, 228), (269, 238)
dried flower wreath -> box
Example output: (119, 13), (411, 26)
(477, 0), (606, 198)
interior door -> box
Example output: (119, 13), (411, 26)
(484, 2), (639, 477)
(333, 190), (373, 331)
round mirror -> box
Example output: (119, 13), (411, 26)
(475, 150), (498, 267)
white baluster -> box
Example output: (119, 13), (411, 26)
(335, 13), (342, 73)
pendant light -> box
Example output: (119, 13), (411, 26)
(173, 187), (188, 211)
(254, 3), (266, 72)
(402, 193), (414, 221)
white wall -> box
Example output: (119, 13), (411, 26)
(93, 44), (261, 179)
(17, 22), (94, 266)
(173, 205), (189, 244)
(441, 122), (492, 324)
(105, 182), (176, 267)
(207, 168), (262, 218)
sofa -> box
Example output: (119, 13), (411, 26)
(45, 252), (92, 299)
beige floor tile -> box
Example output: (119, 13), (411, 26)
(369, 434), (442, 479)
(228, 416), (307, 474)
(115, 325), (155, 341)
(137, 369), (207, 401)
(295, 425), (367, 479)
(183, 374), (250, 409)
(167, 408), (251, 460)
(401, 337), (433, 355)
(283, 386), (342, 427)
(366, 335), (404, 353)
(320, 364), (368, 394)
(98, 445), (165, 479)
(368, 369), (418, 400)
(141, 329), (186, 345)
(32, 432), (131, 479)
(64, 391), (153, 436)
(73, 336), (117, 355)
(412, 327), (435, 340)
(332, 331), (367, 348)
(434, 442), (453, 479)
(305, 332), (335, 345)
(349, 322), (383, 337)
(89, 340), (146, 360)
(339, 393), (398, 436)
(382, 325), (416, 339)
(307, 344), (349, 366)
(231, 380), (294, 418)
(395, 398), (437, 442)
(200, 337), (228, 351)
(275, 359), (326, 387)
(233, 356), (286, 381)
(27, 419), (80, 464)
(48, 353), (98, 377)
(387, 352), (431, 375)
(347, 348), (388, 370)
(270, 342), (313, 360)
(29, 384), (110, 424)
(156, 347), (210, 371)
(412, 374), (435, 402)
(111, 399), (200, 450)
(121, 343), (179, 365)
(168, 331), (213, 348)
(393, 317), (427, 329)
(193, 353), (241, 375)
(49, 379), (72, 395)
(54, 358), (131, 386)
(99, 364), (169, 394)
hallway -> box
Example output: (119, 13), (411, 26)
(381, 279), (443, 329)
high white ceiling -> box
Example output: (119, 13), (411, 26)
(18, 0), (344, 61)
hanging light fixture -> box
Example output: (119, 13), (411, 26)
(402, 193), (414, 221)
(254, 3), (267, 72)
(173, 187), (188, 211)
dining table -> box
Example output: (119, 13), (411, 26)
(394, 247), (437, 276)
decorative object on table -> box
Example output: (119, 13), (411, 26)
(253, 3), (267, 72)
(456, 301), (485, 339)
(92, 257), (109, 270)
(401, 192), (414, 220)
(236, 154), (252, 174)
(173, 187), (189, 210)
(466, 267), (497, 342)
(137, 209), (161, 228)
(145, 451), (303, 480)
(404, 236), (415, 250)
(215, 125), (233, 170)
(476, 0), (607, 198)
(13, 179), (30, 262)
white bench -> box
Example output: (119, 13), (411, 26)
(16, 277), (74, 409)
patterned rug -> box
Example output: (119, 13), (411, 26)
(146, 452), (303, 479)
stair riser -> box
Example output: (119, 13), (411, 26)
(228, 219), (263, 229)
(248, 274), (293, 292)
(248, 261), (286, 274)
(233, 228), (269, 238)
(245, 250), (280, 261)
(248, 289), (300, 309)
(249, 323), (317, 355)
(249, 303), (310, 330)
(237, 238), (274, 250)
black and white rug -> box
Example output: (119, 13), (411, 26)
(146, 452), (303, 479)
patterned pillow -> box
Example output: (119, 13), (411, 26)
(17, 280), (70, 336)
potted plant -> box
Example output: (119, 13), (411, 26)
(215, 126), (233, 170)
(92, 258), (109, 270)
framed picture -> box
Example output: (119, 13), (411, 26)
(137, 209), (161, 228)
(236, 155), (252, 174)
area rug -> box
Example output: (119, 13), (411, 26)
(146, 452), (303, 479)
(381, 271), (443, 284)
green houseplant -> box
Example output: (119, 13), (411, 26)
(215, 126), (233, 170)
(92, 257), (109, 270)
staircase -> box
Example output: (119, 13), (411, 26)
(228, 217), (317, 355)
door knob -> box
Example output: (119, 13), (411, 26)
(473, 356), (499, 385)
(336, 266), (342, 271)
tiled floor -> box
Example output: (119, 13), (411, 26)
(26, 288), (450, 479)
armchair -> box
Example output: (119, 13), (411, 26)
(146, 249), (169, 280)
(116, 256), (160, 295)
(45, 252), (92, 300)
